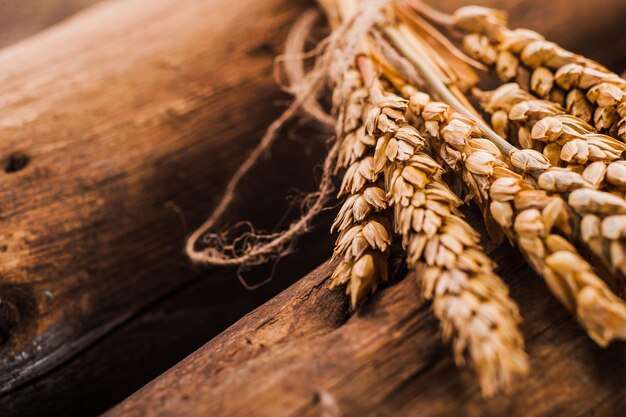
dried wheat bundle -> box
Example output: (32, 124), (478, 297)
(334, 56), (529, 394)
(450, 5), (626, 141)
(471, 83), (626, 289)
(326, 0), (626, 394)
(404, 94), (626, 346)
(359, 72), (528, 395)
(188, 0), (626, 398)
(386, 3), (626, 298)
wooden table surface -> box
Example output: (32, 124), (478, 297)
(0, 0), (625, 416)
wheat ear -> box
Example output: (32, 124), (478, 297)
(474, 83), (626, 293)
(361, 63), (528, 394)
(451, 5), (626, 142)
(331, 67), (393, 309)
(407, 95), (626, 346)
(332, 53), (429, 309)
(383, 25), (626, 325)
(476, 83), (626, 193)
(386, 148), (528, 396)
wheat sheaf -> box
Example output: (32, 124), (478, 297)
(188, 0), (626, 396)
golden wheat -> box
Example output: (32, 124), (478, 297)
(331, 67), (393, 309)
(471, 83), (626, 291)
(475, 83), (626, 193)
(199, 0), (626, 399)
(364, 76), (528, 395)
(383, 19), (626, 296)
(404, 92), (626, 346)
(325, 2), (529, 396)
(387, 149), (528, 396)
(452, 5), (626, 142)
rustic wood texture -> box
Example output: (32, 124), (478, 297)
(0, 0), (625, 415)
(0, 0), (101, 48)
(106, 220), (626, 417)
(0, 0), (320, 393)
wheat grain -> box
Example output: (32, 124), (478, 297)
(475, 83), (626, 193)
(330, 67), (394, 309)
(330, 49), (425, 309)
(393, 153), (528, 394)
(387, 149), (528, 396)
(366, 74), (528, 395)
(471, 83), (626, 287)
(405, 93), (626, 346)
(451, 5), (626, 142)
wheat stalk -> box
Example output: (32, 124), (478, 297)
(473, 83), (626, 293)
(450, 5), (626, 142)
(404, 94), (626, 346)
(385, 148), (528, 396)
(331, 156), (392, 309)
(475, 83), (626, 192)
(360, 63), (529, 394)
(330, 67), (393, 309)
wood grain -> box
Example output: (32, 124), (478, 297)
(106, 210), (626, 417)
(0, 0), (625, 415)
(0, 0), (316, 392)
(0, 0), (101, 48)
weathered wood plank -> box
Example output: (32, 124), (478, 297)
(0, 0), (313, 392)
(0, 0), (101, 48)
(0, 0), (625, 415)
(0, 183), (336, 417)
(106, 213), (626, 417)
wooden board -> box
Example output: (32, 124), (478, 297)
(106, 221), (626, 416)
(0, 0), (317, 393)
(0, 0), (101, 48)
(0, 0), (625, 415)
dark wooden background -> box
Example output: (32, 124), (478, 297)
(0, 1), (625, 416)
(0, 0), (100, 48)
